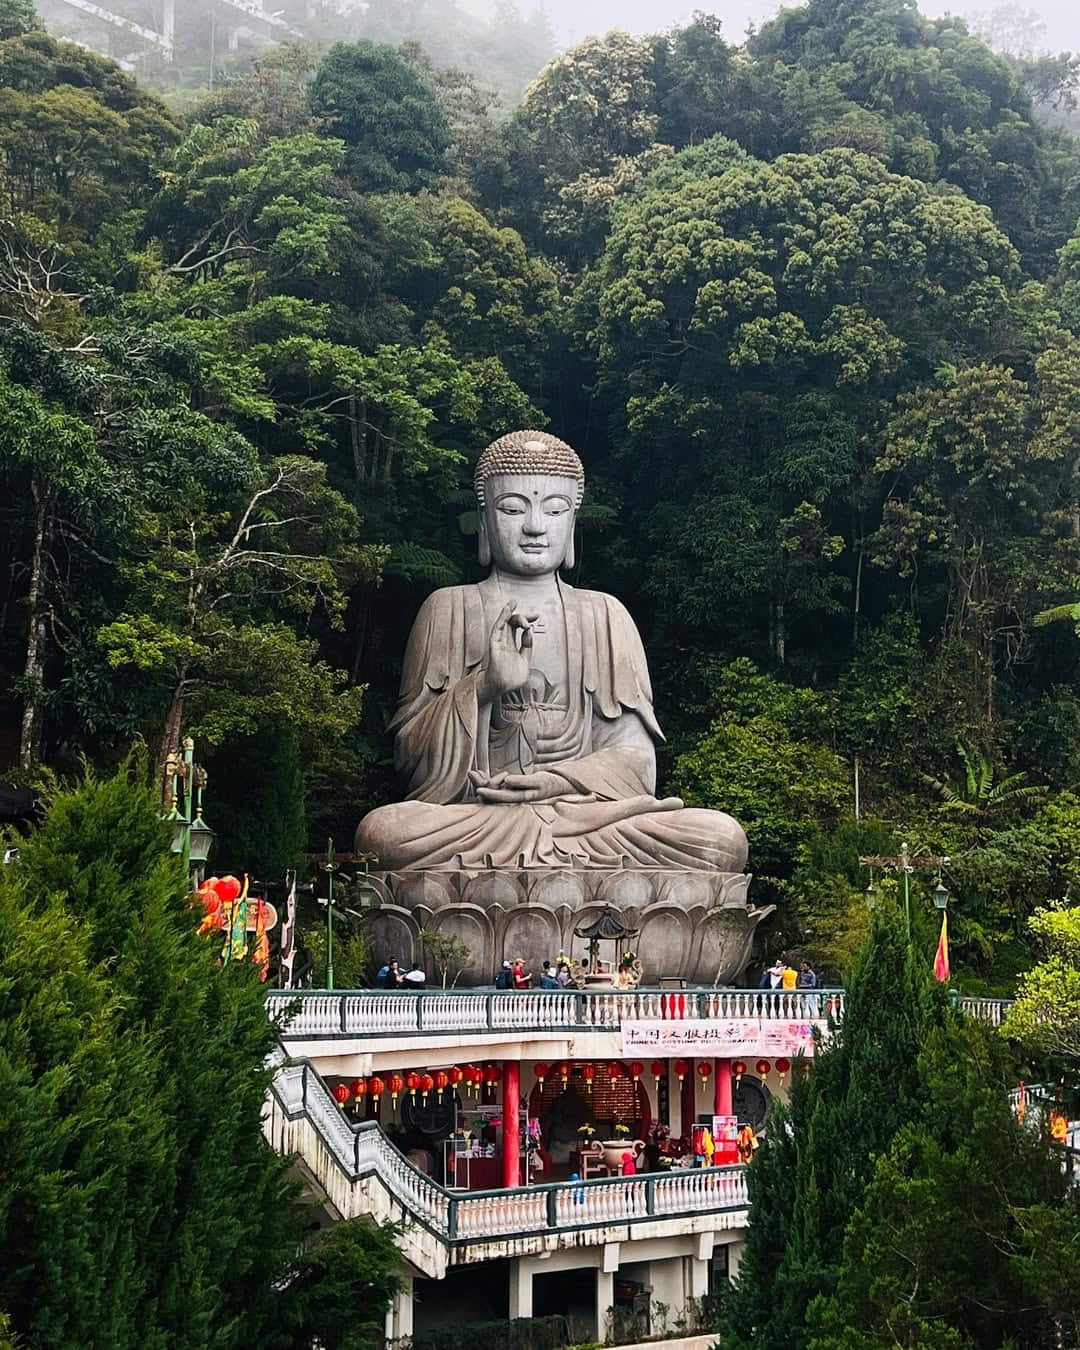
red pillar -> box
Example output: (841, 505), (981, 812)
(501, 1061), (520, 1189)
(714, 1058), (733, 1118)
(680, 1069), (695, 1142)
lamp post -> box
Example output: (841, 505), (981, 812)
(163, 737), (214, 886)
(859, 844), (950, 939)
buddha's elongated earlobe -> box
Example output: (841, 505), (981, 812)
(478, 518), (491, 567)
(563, 520), (576, 570)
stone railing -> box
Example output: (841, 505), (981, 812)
(267, 987), (846, 1040)
(266, 1058), (749, 1263)
(958, 998), (1011, 1027)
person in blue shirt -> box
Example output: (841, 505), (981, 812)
(539, 960), (559, 989)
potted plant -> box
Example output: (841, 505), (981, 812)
(599, 1122), (644, 1170)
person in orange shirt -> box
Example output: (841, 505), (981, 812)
(737, 1125), (759, 1163)
(781, 961), (798, 991)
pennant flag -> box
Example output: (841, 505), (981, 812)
(252, 896), (270, 982)
(933, 911), (950, 983)
(279, 869), (297, 989)
(228, 874), (250, 964)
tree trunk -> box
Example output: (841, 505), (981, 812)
(18, 478), (50, 768)
(157, 670), (189, 782)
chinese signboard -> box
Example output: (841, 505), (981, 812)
(621, 1018), (822, 1058)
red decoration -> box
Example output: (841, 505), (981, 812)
(405, 1071), (420, 1099)
(432, 1070), (449, 1096)
(674, 1059), (690, 1083)
(732, 1060), (747, 1084)
(351, 1078), (367, 1100)
(419, 1072), (434, 1103)
(650, 1060), (664, 1085)
(214, 875), (242, 905)
(775, 1057), (791, 1084)
(368, 1075), (385, 1104)
(696, 1061), (713, 1081)
(558, 1061), (570, 1088)
(629, 1061), (645, 1083)
(388, 1073), (404, 1105)
(534, 1062), (549, 1085)
(463, 1064), (480, 1095)
(607, 1061), (621, 1081)
(484, 1065), (502, 1088)
(332, 1082), (350, 1106)
(582, 1063), (595, 1091)
(448, 1066), (464, 1088)
(756, 1059), (771, 1078)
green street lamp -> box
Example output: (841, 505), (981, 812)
(859, 844), (950, 939)
(163, 738), (214, 886)
(932, 880), (950, 911)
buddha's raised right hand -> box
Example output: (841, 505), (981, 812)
(478, 601), (539, 704)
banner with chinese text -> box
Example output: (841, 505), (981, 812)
(621, 1018), (823, 1058)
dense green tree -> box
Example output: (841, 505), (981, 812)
(717, 904), (950, 1350)
(309, 42), (449, 193)
(808, 1019), (1076, 1348)
(280, 1218), (403, 1350)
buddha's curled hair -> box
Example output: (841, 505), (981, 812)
(474, 430), (585, 507)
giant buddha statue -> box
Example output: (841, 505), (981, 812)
(357, 431), (748, 874)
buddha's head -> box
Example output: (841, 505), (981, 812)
(474, 430), (585, 576)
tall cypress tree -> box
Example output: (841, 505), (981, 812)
(719, 904), (949, 1349)
(0, 763), (397, 1348)
(808, 1018), (1076, 1348)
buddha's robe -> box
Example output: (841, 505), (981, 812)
(356, 577), (748, 871)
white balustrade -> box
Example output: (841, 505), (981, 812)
(421, 993), (486, 1031)
(272, 988), (1027, 1042)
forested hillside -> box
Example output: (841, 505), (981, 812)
(3, 0), (1080, 988)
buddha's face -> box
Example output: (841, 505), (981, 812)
(481, 472), (578, 575)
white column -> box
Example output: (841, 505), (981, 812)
(385, 1278), (413, 1341)
(509, 1259), (533, 1320)
(595, 1268), (614, 1340)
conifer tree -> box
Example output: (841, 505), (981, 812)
(718, 904), (949, 1349)
(0, 763), (398, 1348)
(808, 1018), (1077, 1348)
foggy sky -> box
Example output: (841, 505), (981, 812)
(479, 0), (1080, 54)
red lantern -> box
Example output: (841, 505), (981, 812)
(368, 1075), (385, 1104)
(484, 1064), (502, 1086)
(629, 1061), (645, 1083)
(405, 1071), (420, 1099)
(608, 1061), (621, 1081)
(775, 1057), (791, 1084)
(732, 1060), (747, 1085)
(432, 1070), (449, 1097)
(419, 1072), (434, 1103)
(351, 1078), (367, 1101)
(650, 1060), (664, 1086)
(534, 1062), (549, 1086)
(756, 1059), (771, 1078)
(388, 1073), (404, 1105)
(674, 1059), (690, 1083)
(448, 1066), (464, 1088)
(558, 1061), (570, 1088)
(332, 1082), (350, 1106)
(214, 874), (242, 904)
(582, 1063), (595, 1092)
(463, 1064), (479, 1095)
(697, 1061), (713, 1081)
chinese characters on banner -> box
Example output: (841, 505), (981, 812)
(621, 1018), (823, 1058)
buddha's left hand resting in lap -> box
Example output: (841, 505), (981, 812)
(356, 430), (748, 872)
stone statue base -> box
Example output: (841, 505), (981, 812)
(363, 868), (773, 987)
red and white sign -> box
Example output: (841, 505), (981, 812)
(621, 1018), (821, 1058)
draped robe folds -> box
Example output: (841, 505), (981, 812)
(356, 576), (748, 871)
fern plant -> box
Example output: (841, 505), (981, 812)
(923, 742), (1046, 819)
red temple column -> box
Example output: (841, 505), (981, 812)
(714, 1058), (733, 1117)
(502, 1061), (520, 1189)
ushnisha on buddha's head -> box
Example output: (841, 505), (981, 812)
(475, 430), (584, 576)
